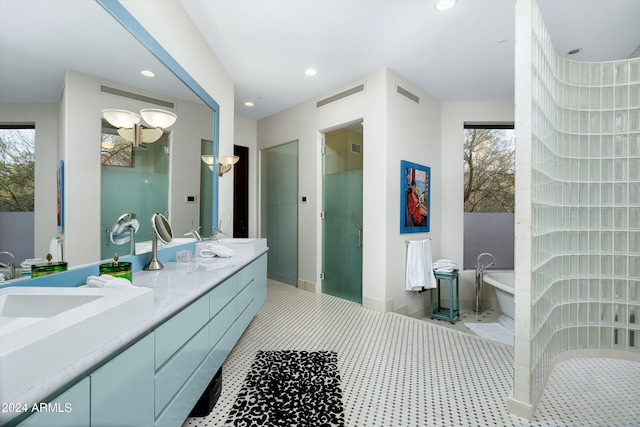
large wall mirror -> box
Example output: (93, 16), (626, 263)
(0, 0), (218, 282)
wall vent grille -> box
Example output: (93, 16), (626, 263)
(100, 85), (175, 109)
(351, 143), (362, 154)
(396, 85), (419, 104)
(317, 84), (365, 108)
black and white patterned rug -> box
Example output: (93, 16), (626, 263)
(225, 350), (345, 426)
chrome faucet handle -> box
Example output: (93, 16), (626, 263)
(184, 226), (203, 241)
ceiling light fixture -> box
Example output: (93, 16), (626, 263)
(140, 70), (155, 77)
(305, 68), (318, 77)
(244, 101), (255, 107)
(568, 48), (582, 55)
(201, 155), (240, 177)
(102, 108), (177, 146)
(435, 0), (456, 11)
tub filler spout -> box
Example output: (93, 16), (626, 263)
(474, 252), (496, 314)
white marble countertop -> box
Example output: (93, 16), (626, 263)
(0, 249), (267, 426)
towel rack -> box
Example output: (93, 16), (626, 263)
(405, 238), (430, 245)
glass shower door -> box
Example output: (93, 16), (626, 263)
(322, 128), (363, 303)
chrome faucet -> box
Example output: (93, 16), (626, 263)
(184, 226), (203, 241)
(0, 251), (16, 280)
(477, 252), (496, 271)
(474, 252), (496, 314)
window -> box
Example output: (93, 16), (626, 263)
(0, 126), (35, 212)
(463, 124), (515, 269)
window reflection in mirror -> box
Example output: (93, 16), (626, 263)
(0, 126), (35, 273)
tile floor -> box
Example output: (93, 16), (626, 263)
(183, 282), (640, 427)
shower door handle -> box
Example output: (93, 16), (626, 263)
(358, 229), (363, 247)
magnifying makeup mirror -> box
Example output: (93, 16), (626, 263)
(110, 212), (140, 255)
(145, 213), (173, 270)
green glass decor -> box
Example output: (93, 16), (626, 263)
(99, 253), (132, 281)
(31, 253), (68, 278)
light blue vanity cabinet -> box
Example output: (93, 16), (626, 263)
(17, 378), (90, 427)
(90, 334), (155, 427)
(154, 253), (267, 427)
(12, 253), (267, 427)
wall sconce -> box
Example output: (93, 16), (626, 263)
(102, 108), (177, 146)
(201, 155), (240, 177)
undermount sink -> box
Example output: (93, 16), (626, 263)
(0, 286), (153, 402)
(216, 238), (267, 255)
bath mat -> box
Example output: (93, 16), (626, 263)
(465, 322), (514, 346)
(225, 350), (345, 426)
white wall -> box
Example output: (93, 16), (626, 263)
(0, 103), (58, 257)
(440, 101), (515, 308)
(385, 74), (441, 316)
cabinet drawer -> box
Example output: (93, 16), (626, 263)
(237, 260), (255, 291)
(155, 295), (209, 369)
(155, 325), (209, 417)
(91, 334), (154, 427)
(18, 377), (90, 427)
(154, 353), (210, 427)
(236, 280), (254, 317)
(209, 297), (238, 349)
(209, 274), (237, 318)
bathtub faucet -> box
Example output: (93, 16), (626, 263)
(474, 252), (496, 314)
(0, 251), (16, 280)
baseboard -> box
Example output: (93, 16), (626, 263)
(297, 279), (319, 294)
(506, 396), (536, 420)
(363, 296), (393, 313)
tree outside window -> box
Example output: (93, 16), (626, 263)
(463, 125), (515, 270)
(464, 127), (515, 213)
(0, 127), (35, 212)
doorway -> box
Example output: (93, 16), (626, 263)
(233, 145), (249, 238)
(260, 141), (298, 285)
(321, 121), (363, 303)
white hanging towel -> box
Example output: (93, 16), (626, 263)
(49, 237), (63, 262)
(405, 239), (437, 291)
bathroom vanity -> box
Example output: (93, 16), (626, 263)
(2, 250), (267, 427)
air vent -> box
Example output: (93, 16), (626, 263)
(100, 85), (175, 109)
(396, 85), (419, 104)
(317, 84), (365, 108)
(351, 143), (361, 154)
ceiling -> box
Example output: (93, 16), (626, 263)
(1, 1), (639, 122)
(179, 0), (640, 121)
(0, 0), (201, 106)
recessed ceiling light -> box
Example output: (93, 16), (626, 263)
(435, 0), (456, 11)
(244, 101), (255, 107)
(140, 70), (155, 78)
(305, 68), (318, 77)
(568, 48), (582, 55)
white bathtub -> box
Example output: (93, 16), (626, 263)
(483, 271), (515, 320)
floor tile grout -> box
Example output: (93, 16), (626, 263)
(183, 282), (640, 427)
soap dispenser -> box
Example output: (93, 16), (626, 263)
(99, 253), (132, 281)
(31, 253), (68, 278)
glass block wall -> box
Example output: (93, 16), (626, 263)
(526, 0), (640, 411)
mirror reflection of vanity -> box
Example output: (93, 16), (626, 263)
(0, 0), (215, 281)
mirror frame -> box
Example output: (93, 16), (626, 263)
(97, 0), (220, 229)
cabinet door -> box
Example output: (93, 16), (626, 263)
(90, 334), (154, 427)
(18, 377), (90, 427)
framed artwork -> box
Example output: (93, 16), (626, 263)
(57, 160), (64, 232)
(400, 160), (430, 233)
